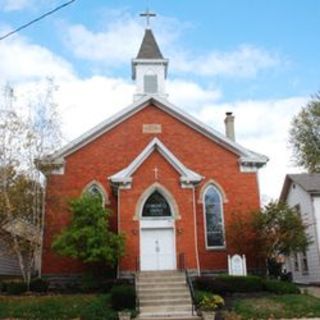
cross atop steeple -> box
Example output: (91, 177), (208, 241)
(140, 8), (156, 29)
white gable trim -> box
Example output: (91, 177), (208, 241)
(44, 95), (268, 170)
(109, 137), (203, 188)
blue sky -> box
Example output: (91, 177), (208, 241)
(0, 0), (319, 200)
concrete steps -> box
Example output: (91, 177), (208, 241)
(136, 270), (200, 320)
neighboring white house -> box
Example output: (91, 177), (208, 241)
(0, 239), (20, 277)
(280, 173), (320, 284)
(0, 219), (41, 278)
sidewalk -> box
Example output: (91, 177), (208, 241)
(302, 286), (320, 298)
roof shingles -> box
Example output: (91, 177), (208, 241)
(289, 173), (320, 193)
(136, 29), (164, 59)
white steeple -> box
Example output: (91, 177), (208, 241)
(132, 10), (169, 100)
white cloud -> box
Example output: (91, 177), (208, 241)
(63, 10), (185, 69)
(65, 22), (142, 65)
(1, 0), (31, 11)
(55, 76), (134, 140)
(0, 32), (75, 84)
(196, 97), (308, 201)
(64, 10), (286, 78)
(167, 79), (221, 110)
(0, 0), (57, 12)
(0, 23), (303, 202)
(63, 10), (282, 78)
(171, 45), (282, 78)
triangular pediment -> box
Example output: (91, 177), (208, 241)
(43, 95), (268, 171)
(109, 137), (202, 188)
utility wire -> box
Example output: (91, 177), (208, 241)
(0, 0), (77, 41)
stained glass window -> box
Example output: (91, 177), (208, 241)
(204, 186), (225, 247)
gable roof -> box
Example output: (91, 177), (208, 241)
(109, 137), (203, 187)
(44, 95), (268, 168)
(136, 29), (164, 59)
(280, 173), (320, 201)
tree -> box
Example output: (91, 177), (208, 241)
(0, 79), (62, 287)
(253, 201), (311, 276)
(289, 93), (320, 172)
(52, 195), (125, 267)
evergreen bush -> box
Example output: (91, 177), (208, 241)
(110, 285), (136, 311)
(263, 279), (300, 294)
(0, 282), (6, 293)
(6, 281), (28, 295)
(194, 275), (264, 294)
(30, 278), (49, 293)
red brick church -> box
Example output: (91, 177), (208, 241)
(40, 22), (268, 278)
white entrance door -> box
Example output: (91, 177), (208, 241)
(140, 228), (175, 271)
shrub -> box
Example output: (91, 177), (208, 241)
(30, 278), (49, 293)
(195, 290), (210, 306)
(263, 279), (300, 294)
(194, 275), (264, 294)
(110, 285), (136, 311)
(80, 295), (117, 320)
(0, 282), (7, 293)
(198, 293), (224, 311)
(6, 281), (28, 295)
(80, 274), (131, 294)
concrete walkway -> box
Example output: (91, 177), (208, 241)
(301, 286), (320, 299)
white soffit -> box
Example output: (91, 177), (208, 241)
(109, 137), (203, 185)
(45, 95), (268, 166)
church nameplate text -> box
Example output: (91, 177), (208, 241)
(143, 124), (162, 134)
(142, 191), (171, 217)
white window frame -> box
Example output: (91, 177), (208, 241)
(301, 250), (309, 275)
(82, 180), (109, 207)
(202, 185), (226, 250)
(139, 188), (174, 221)
(293, 252), (300, 272)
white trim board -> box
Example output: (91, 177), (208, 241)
(43, 95), (268, 169)
(109, 137), (203, 188)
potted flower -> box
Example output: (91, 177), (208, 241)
(198, 294), (224, 320)
(118, 309), (131, 320)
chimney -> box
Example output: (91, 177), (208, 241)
(224, 112), (235, 141)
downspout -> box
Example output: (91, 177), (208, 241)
(117, 187), (121, 279)
(192, 185), (200, 276)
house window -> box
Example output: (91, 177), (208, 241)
(294, 204), (301, 217)
(142, 191), (171, 218)
(204, 185), (225, 248)
(293, 253), (299, 271)
(144, 75), (158, 94)
(301, 251), (309, 274)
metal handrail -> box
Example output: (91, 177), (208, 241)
(134, 271), (140, 313)
(185, 269), (196, 316)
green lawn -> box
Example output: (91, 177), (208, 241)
(0, 294), (117, 320)
(233, 294), (320, 319)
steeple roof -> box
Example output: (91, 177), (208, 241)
(136, 29), (164, 59)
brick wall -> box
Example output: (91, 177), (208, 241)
(42, 104), (261, 275)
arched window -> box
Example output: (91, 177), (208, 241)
(204, 185), (225, 248)
(142, 191), (171, 218)
(84, 182), (107, 207)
